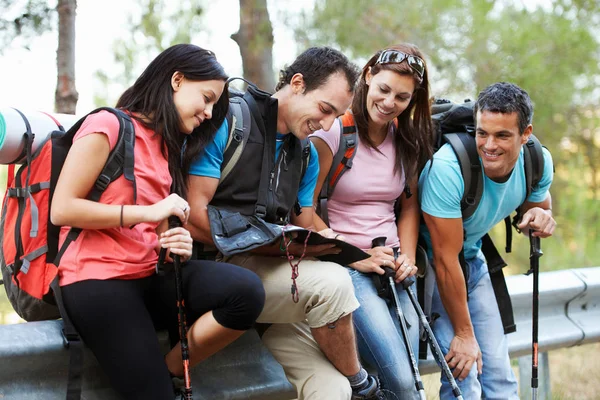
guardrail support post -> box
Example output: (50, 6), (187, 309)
(518, 351), (551, 399)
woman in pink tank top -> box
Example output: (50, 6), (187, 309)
(51, 44), (265, 399)
(310, 44), (433, 399)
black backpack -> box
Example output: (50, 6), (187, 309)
(427, 98), (547, 336)
(221, 78), (311, 185)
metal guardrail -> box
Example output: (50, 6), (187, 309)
(0, 267), (598, 399)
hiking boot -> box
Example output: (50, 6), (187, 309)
(351, 374), (386, 400)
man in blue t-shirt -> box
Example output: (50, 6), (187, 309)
(186, 48), (386, 400)
(419, 82), (556, 399)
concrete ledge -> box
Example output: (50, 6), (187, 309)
(1, 267), (598, 399)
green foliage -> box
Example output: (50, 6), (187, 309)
(0, 0), (56, 52)
(299, 0), (600, 270)
(94, 0), (205, 106)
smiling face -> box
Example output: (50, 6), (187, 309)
(172, 73), (225, 134)
(365, 69), (415, 128)
(284, 72), (353, 139)
(475, 110), (532, 181)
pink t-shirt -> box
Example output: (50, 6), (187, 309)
(58, 111), (172, 286)
(312, 118), (405, 251)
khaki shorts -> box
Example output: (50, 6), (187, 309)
(222, 253), (359, 328)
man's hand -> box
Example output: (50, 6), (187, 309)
(517, 207), (555, 238)
(445, 333), (483, 381)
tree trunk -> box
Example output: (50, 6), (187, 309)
(231, 0), (275, 91)
(55, 0), (78, 114)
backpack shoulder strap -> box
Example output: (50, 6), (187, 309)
(443, 132), (482, 220)
(292, 138), (313, 217)
(316, 112), (357, 225)
(510, 133), (545, 239)
(221, 97), (251, 183)
(55, 107), (136, 265)
(326, 111), (358, 198)
(300, 137), (311, 179)
(523, 133), (544, 200)
(85, 107), (137, 204)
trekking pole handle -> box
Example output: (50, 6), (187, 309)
(371, 236), (395, 276)
(529, 234), (543, 258)
(169, 215), (183, 230)
(371, 236), (418, 288)
(371, 236), (386, 248)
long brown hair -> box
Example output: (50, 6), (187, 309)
(116, 44), (229, 199)
(351, 43), (433, 185)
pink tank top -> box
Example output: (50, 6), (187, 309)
(311, 119), (404, 251)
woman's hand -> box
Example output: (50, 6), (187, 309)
(393, 253), (417, 283)
(318, 228), (346, 241)
(349, 246), (395, 275)
(148, 194), (190, 224)
(159, 226), (193, 262)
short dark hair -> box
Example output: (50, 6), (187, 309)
(474, 82), (534, 134)
(116, 43), (228, 198)
(275, 47), (359, 93)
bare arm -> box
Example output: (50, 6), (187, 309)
(186, 175), (220, 244)
(393, 180), (420, 282)
(291, 206), (316, 230)
(396, 181), (419, 263)
(423, 211), (482, 379)
(517, 193), (555, 238)
(51, 133), (186, 228)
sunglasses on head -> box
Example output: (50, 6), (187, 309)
(375, 50), (425, 79)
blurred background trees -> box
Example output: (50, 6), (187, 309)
(298, 0), (600, 271)
(2, 0), (599, 270)
(1, 0), (78, 113)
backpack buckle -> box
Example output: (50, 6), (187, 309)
(255, 204), (267, 218)
(95, 174), (111, 192)
(233, 130), (243, 142)
(464, 196), (476, 206)
(7, 187), (28, 198)
(61, 328), (80, 348)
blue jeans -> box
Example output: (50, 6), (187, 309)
(430, 255), (518, 399)
(348, 267), (421, 400)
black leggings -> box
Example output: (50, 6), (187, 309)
(61, 260), (265, 400)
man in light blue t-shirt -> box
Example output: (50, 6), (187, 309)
(419, 82), (556, 399)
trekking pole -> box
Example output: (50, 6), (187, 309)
(169, 215), (193, 400)
(399, 276), (464, 400)
(528, 234), (542, 400)
(371, 237), (426, 400)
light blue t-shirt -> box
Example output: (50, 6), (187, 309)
(189, 118), (319, 208)
(418, 143), (553, 259)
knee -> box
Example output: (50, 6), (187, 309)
(300, 372), (351, 400)
(313, 264), (355, 298)
(215, 269), (265, 330)
(234, 269), (266, 309)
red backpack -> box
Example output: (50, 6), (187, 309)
(0, 107), (136, 322)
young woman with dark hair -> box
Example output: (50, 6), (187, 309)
(51, 43), (265, 399)
(310, 43), (433, 399)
